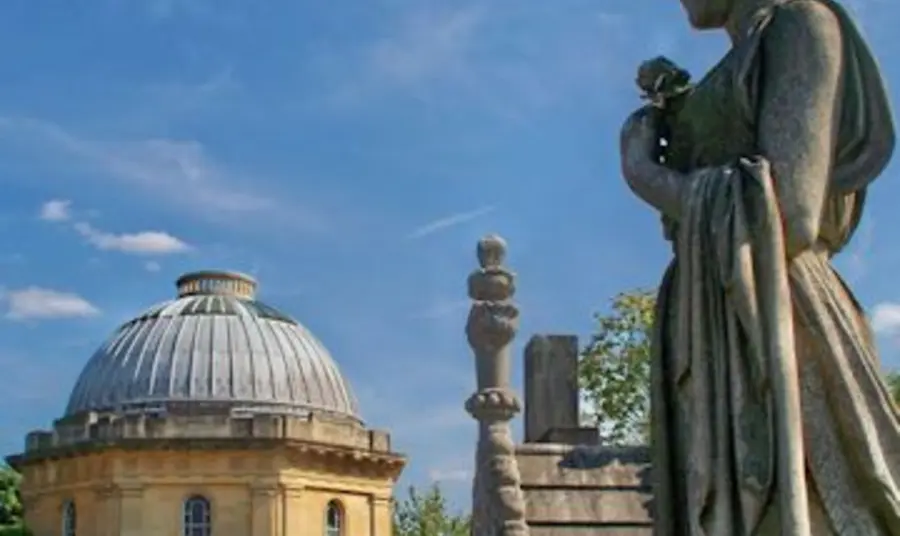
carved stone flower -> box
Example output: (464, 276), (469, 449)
(636, 56), (692, 109)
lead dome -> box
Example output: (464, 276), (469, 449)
(65, 270), (360, 421)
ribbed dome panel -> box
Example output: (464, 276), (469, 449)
(64, 293), (360, 420)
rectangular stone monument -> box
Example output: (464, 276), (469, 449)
(524, 335), (597, 445)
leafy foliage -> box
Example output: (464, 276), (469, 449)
(393, 484), (470, 536)
(0, 468), (23, 526)
(579, 289), (656, 445)
(0, 467), (28, 535)
(0, 526), (31, 536)
(886, 371), (900, 405)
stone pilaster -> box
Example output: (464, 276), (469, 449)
(118, 483), (144, 536)
(251, 482), (283, 536)
(369, 495), (392, 536)
(92, 485), (118, 536)
(465, 234), (529, 536)
(283, 486), (304, 535)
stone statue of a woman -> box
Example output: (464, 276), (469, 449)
(619, 0), (900, 534)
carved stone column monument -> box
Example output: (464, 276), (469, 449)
(465, 234), (529, 536)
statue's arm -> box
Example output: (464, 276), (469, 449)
(757, 1), (843, 258)
(622, 153), (687, 221)
(620, 109), (688, 221)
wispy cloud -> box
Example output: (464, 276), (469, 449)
(142, 67), (242, 117)
(0, 117), (326, 233)
(313, 4), (654, 119)
(324, 6), (486, 107)
(73, 222), (190, 255)
(407, 205), (495, 239)
(4, 287), (100, 321)
(39, 199), (72, 222)
(144, 261), (162, 272)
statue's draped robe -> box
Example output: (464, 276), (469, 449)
(650, 1), (900, 534)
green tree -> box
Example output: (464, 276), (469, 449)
(579, 289), (656, 446)
(886, 371), (900, 405)
(393, 484), (470, 536)
(0, 466), (29, 535)
(0, 526), (31, 536)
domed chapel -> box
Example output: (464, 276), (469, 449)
(7, 271), (406, 536)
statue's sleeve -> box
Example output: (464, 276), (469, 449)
(731, 0), (894, 252)
(733, 0), (894, 196)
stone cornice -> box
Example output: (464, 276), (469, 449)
(7, 436), (406, 480)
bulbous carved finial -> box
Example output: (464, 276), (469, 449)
(468, 233), (515, 304)
(477, 234), (507, 269)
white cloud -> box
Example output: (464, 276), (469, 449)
(37, 199), (191, 256)
(39, 199), (72, 222)
(407, 205), (495, 239)
(4, 287), (100, 320)
(872, 302), (900, 334)
(73, 222), (190, 255)
(144, 261), (162, 272)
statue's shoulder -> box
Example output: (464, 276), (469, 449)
(762, 0), (842, 50)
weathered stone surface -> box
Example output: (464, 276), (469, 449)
(524, 335), (579, 443)
(516, 444), (651, 532)
(517, 444), (650, 488)
(524, 489), (650, 524)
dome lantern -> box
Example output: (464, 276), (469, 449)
(175, 270), (258, 300)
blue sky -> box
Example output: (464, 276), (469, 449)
(0, 0), (898, 512)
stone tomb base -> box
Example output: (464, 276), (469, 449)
(516, 444), (652, 535)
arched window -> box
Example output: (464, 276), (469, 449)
(61, 500), (76, 536)
(183, 495), (211, 536)
(325, 500), (343, 536)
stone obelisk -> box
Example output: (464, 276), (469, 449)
(465, 234), (529, 536)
